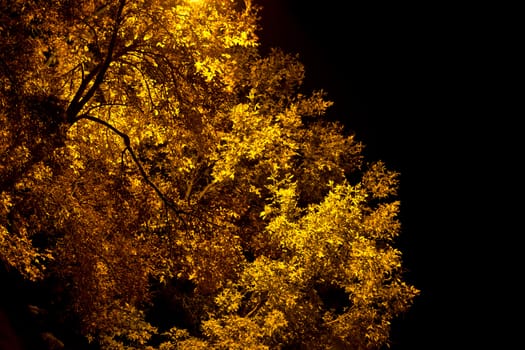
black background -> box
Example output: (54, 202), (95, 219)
(257, 1), (511, 348)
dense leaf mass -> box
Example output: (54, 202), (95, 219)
(0, 0), (419, 349)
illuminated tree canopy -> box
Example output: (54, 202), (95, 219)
(0, 0), (419, 349)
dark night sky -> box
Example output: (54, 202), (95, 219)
(256, 1), (492, 349)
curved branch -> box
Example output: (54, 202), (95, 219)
(77, 114), (129, 145)
(118, 57), (156, 108)
(76, 114), (185, 216)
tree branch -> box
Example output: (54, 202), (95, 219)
(76, 114), (185, 216)
(66, 0), (127, 122)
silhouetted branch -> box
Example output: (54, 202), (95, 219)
(76, 114), (186, 217)
(66, 0), (127, 121)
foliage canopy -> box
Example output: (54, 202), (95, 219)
(0, 0), (419, 349)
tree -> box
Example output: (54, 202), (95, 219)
(0, 0), (419, 349)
